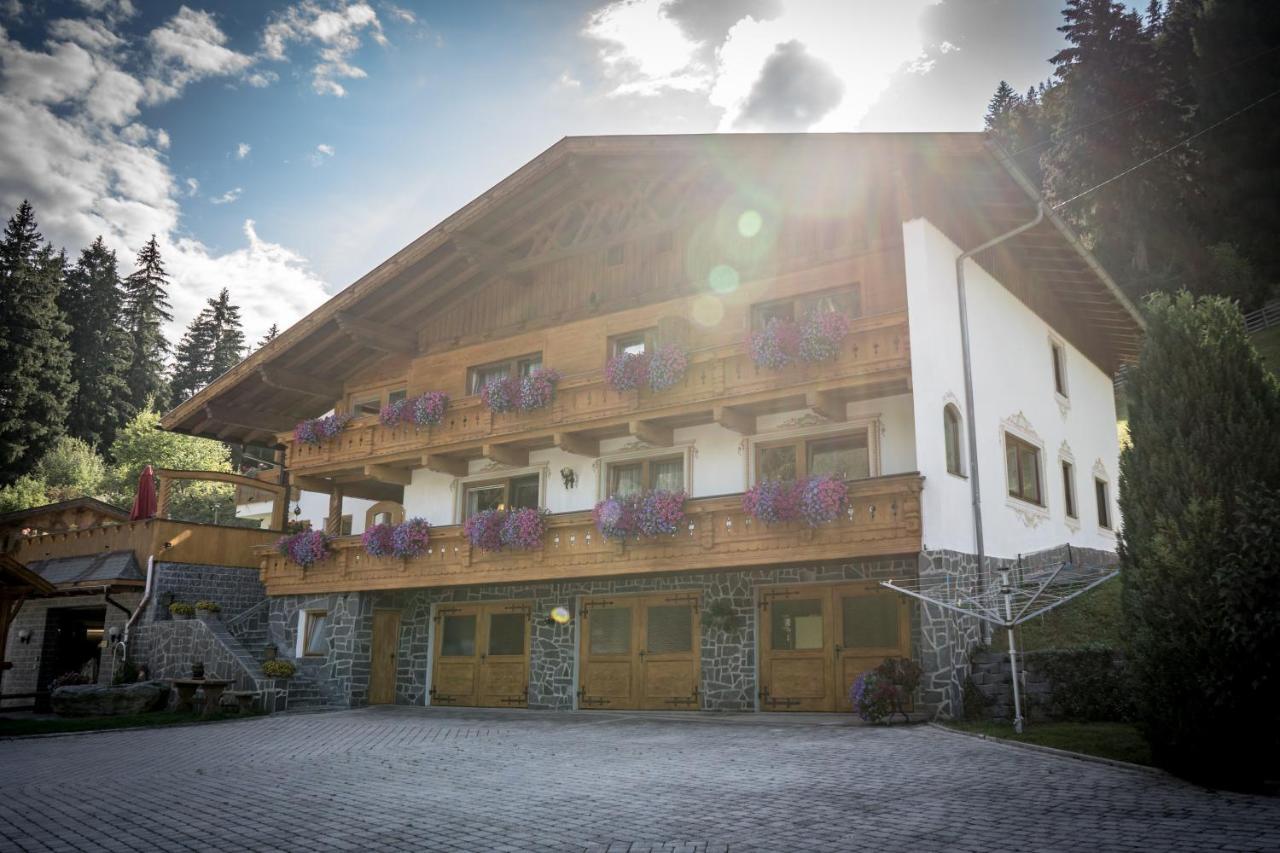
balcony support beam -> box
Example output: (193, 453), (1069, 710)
(713, 405), (755, 435)
(364, 464), (412, 486)
(422, 454), (468, 478)
(325, 485), (344, 537)
(483, 443), (529, 467)
(805, 391), (847, 423)
(554, 432), (598, 457)
(629, 420), (673, 447)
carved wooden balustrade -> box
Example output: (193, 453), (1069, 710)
(256, 473), (923, 595)
(283, 311), (910, 474)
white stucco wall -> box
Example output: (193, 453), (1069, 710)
(237, 491), (376, 535)
(903, 217), (1121, 559)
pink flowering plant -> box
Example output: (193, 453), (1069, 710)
(593, 495), (637, 541)
(604, 351), (651, 393)
(411, 391), (449, 427)
(500, 507), (548, 550)
(275, 529), (334, 568)
(480, 376), (518, 413)
(463, 509), (506, 551)
(389, 517), (431, 558)
(636, 490), (686, 536)
(747, 317), (802, 369)
(646, 344), (689, 392)
(799, 474), (849, 526)
(850, 658), (921, 723)
(293, 413), (353, 446)
(361, 522), (395, 557)
(379, 399), (409, 427)
(517, 368), (560, 411)
(798, 310), (851, 362)
(741, 479), (803, 524)
(743, 476), (848, 526)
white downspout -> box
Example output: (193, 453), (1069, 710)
(117, 555), (155, 662)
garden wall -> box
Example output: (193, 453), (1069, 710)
(968, 647), (1131, 722)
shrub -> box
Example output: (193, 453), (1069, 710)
(275, 529), (334, 567)
(112, 660), (140, 685)
(194, 600), (221, 613)
(1029, 647), (1132, 723)
(1120, 292), (1280, 788)
(960, 675), (990, 722)
(261, 659), (296, 679)
(169, 601), (195, 616)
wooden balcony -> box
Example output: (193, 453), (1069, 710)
(256, 473), (923, 595)
(13, 518), (278, 573)
(284, 311), (910, 476)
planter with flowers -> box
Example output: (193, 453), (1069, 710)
(293, 413), (353, 446)
(380, 391), (449, 429)
(463, 507), (549, 552)
(275, 528), (334, 568)
(747, 311), (851, 371)
(604, 345), (689, 394)
(481, 369), (561, 414)
(363, 517), (432, 559)
(593, 490), (687, 542)
(742, 474), (848, 527)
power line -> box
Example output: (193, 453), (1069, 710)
(1051, 85), (1280, 212)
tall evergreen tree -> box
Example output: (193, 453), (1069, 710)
(121, 235), (172, 413)
(207, 288), (246, 380)
(258, 323), (279, 347)
(0, 202), (74, 484)
(984, 80), (1020, 129)
(169, 288), (246, 403)
(62, 237), (134, 451)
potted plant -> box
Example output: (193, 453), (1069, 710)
(262, 659), (296, 679)
(703, 599), (739, 633)
(191, 661), (205, 679)
(850, 657), (922, 724)
(194, 601), (221, 622)
(169, 601), (195, 620)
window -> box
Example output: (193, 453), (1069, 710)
(1095, 478), (1111, 529)
(608, 329), (656, 359)
(350, 386), (406, 416)
(463, 473), (540, 520)
(606, 454), (683, 497)
(1062, 461), (1077, 519)
(302, 610), (328, 656)
(1004, 433), (1043, 505)
(468, 354), (542, 395)
(943, 405), (963, 476)
(756, 430), (870, 483)
(750, 285), (861, 331)
(352, 397), (380, 416)
(387, 388), (407, 405)
(340, 515), (353, 536)
(1051, 340), (1068, 398)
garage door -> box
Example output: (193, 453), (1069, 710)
(430, 601), (531, 708)
(578, 592), (701, 710)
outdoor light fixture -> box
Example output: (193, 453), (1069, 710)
(547, 605), (572, 626)
(560, 467), (577, 489)
(17, 628), (31, 644)
(108, 626), (121, 642)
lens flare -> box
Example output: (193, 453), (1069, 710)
(549, 606), (571, 625)
(737, 209), (763, 238)
(692, 294), (724, 327)
(708, 264), (739, 294)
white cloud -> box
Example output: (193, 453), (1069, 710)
(210, 187), (243, 204)
(145, 6), (254, 104)
(386, 4), (415, 25)
(584, 0), (710, 95)
(245, 69), (277, 87)
(73, 0), (137, 21)
(556, 70), (582, 89)
(185, 177), (199, 196)
(262, 1), (386, 97)
(235, 141), (251, 159)
(308, 143), (335, 165)
(48, 17), (124, 52)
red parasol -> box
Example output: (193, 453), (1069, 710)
(129, 464), (157, 520)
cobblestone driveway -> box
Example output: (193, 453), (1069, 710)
(1, 707), (1277, 852)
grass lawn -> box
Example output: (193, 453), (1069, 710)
(0, 709), (262, 737)
(947, 720), (1151, 766)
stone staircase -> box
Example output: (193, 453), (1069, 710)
(223, 602), (337, 712)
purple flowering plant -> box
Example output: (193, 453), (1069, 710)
(275, 529), (334, 568)
(747, 317), (802, 370)
(741, 479), (803, 524)
(463, 509), (506, 551)
(500, 507), (548, 550)
(480, 376), (518, 413)
(379, 399), (409, 427)
(604, 351), (651, 393)
(411, 391), (449, 427)
(389, 517), (431, 558)
(593, 495), (637, 541)
(850, 658), (921, 723)
(361, 523), (395, 557)
(798, 310), (851, 362)
(293, 413), (353, 446)
(636, 489), (686, 536)
(517, 368), (560, 411)
(646, 344), (689, 392)
(799, 474), (849, 526)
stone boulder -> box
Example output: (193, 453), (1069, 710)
(51, 681), (170, 717)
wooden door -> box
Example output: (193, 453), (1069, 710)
(758, 582), (911, 712)
(579, 592), (701, 710)
(832, 582), (911, 712)
(369, 609), (401, 705)
(431, 602), (531, 708)
(758, 586), (834, 711)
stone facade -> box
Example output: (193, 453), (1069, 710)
(146, 561), (265, 622)
(267, 557), (991, 715)
(1, 591), (140, 709)
(130, 618), (262, 692)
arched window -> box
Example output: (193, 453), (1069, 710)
(364, 501), (404, 529)
(943, 405), (963, 476)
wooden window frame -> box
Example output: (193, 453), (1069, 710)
(461, 472), (542, 521)
(754, 428), (872, 484)
(1062, 461), (1077, 520)
(1050, 337), (1069, 399)
(605, 453), (685, 497)
(608, 328), (657, 359)
(467, 353), (543, 396)
(750, 284), (862, 332)
(302, 610), (328, 657)
(1004, 432), (1044, 507)
(1095, 477), (1112, 530)
(943, 404), (964, 477)
(346, 383), (408, 417)
(339, 514), (353, 537)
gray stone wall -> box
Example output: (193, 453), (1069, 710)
(146, 562), (266, 622)
(968, 648), (1128, 722)
(267, 593), (372, 708)
(1, 591), (140, 708)
(130, 618), (260, 691)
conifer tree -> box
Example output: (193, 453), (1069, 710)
(122, 235), (172, 413)
(169, 288), (246, 403)
(258, 323), (279, 348)
(0, 202), (74, 484)
(62, 237), (134, 451)
(207, 288), (246, 380)
(983, 80), (1019, 129)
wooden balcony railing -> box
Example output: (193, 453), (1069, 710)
(284, 311), (910, 474)
(14, 518), (279, 573)
(255, 473), (923, 595)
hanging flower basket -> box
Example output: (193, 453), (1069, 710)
(480, 376), (518, 413)
(798, 474), (849, 526)
(379, 399), (409, 427)
(380, 391), (449, 428)
(361, 522), (395, 557)
(593, 491), (687, 540)
(464, 508), (548, 552)
(646, 344), (689, 392)
(293, 413), (353, 446)
(747, 318), (802, 370)
(604, 351), (651, 392)
(798, 310), (851, 362)
(389, 517), (431, 558)
(748, 311), (851, 370)
(517, 368), (560, 411)
(463, 509), (506, 551)
(593, 495), (637, 541)
(743, 476), (849, 527)
(742, 479), (802, 524)
(275, 529), (334, 567)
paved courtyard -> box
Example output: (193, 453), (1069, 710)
(1, 707), (1277, 852)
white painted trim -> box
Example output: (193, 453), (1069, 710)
(746, 416), (882, 485)
(294, 610), (306, 658)
(452, 463), (549, 524)
(594, 443), (694, 500)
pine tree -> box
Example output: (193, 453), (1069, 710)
(258, 323), (279, 348)
(169, 288), (246, 403)
(207, 288), (246, 380)
(121, 235), (172, 413)
(0, 202), (74, 484)
(62, 237), (134, 451)
(984, 81), (1020, 129)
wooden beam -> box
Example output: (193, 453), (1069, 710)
(422, 454), (468, 478)
(205, 404), (294, 434)
(806, 391), (847, 422)
(291, 475), (333, 494)
(334, 311), (417, 355)
(629, 420), (673, 447)
(325, 486), (344, 537)
(257, 365), (334, 399)
(553, 432), (598, 457)
(364, 465), (412, 486)
(713, 405), (755, 435)
(482, 443), (529, 467)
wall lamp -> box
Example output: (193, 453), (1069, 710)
(544, 606), (573, 627)
(17, 628), (32, 644)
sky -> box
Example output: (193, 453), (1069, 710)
(0, 0), (1081, 346)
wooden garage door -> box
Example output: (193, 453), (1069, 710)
(579, 593), (700, 710)
(430, 602), (531, 708)
(759, 582), (910, 712)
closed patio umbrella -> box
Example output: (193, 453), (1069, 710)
(129, 464), (157, 520)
